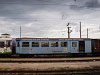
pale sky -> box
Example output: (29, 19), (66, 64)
(0, 0), (100, 38)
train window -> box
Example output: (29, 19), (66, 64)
(7, 41), (10, 47)
(32, 42), (39, 47)
(0, 42), (4, 48)
(22, 42), (29, 47)
(72, 42), (77, 47)
(51, 42), (58, 47)
(61, 42), (67, 47)
(41, 42), (49, 47)
(17, 42), (20, 47)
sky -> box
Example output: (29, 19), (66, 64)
(0, 0), (100, 38)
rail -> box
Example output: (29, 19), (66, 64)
(0, 69), (100, 75)
(0, 57), (100, 63)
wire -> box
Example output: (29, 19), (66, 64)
(0, 3), (68, 5)
(0, 18), (99, 21)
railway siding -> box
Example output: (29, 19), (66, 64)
(0, 57), (100, 74)
(0, 61), (100, 71)
(0, 57), (100, 63)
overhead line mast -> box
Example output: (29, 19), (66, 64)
(20, 26), (21, 38)
(67, 23), (71, 38)
(80, 22), (82, 38)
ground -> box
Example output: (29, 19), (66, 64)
(0, 61), (100, 71)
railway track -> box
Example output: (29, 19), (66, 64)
(0, 69), (100, 75)
(0, 57), (100, 75)
(0, 57), (100, 63)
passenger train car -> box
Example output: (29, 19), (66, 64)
(11, 38), (100, 57)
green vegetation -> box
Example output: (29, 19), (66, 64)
(0, 52), (12, 54)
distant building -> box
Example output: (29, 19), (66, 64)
(0, 34), (12, 53)
(0, 33), (11, 38)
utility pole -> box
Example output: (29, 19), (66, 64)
(67, 23), (71, 38)
(68, 27), (71, 38)
(80, 22), (81, 38)
(20, 26), (21, 38)
(87, 28), (88, 38)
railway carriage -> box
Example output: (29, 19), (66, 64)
(91, 39), (100, 55)
(0, 37), (99, 57)
(0, 38), (12, 54)
(13, 38), (92, 56)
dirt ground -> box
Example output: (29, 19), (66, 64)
(0, 61), (100, 71)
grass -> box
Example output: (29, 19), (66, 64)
(0, 52), (12, 54)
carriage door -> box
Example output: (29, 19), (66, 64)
(70, 41), (78, 53)
(79, 41), (85, 53)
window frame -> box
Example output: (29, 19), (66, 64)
(61, 42), (67, 47)
(51, 42), (58, 47)
(22, 42), (29, 47)
(0, 42), (4, 48)
(7, 41), (11, 47)
(17, 42), (20, 47)
(41, 42), (49, 47)
(72, 42), (77, 47)
(32, 42), (39, 47)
